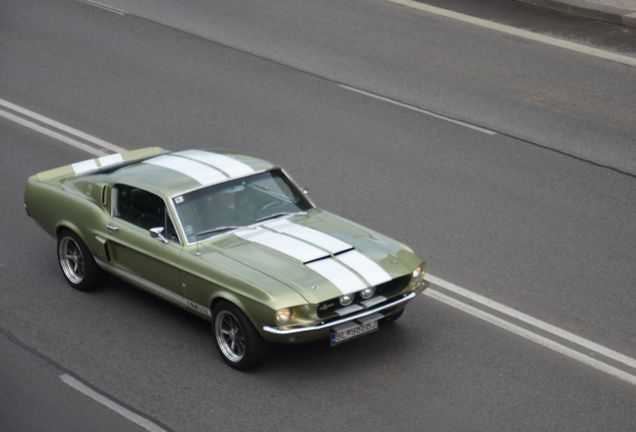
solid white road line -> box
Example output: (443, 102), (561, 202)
(76, 0), (127, 15)
(426, 290), (636, 387)
(339, 84), (498, 135)
(0, 98), (127, 153)
(59, 374), (167, 432)
(5, 97), (636, 386)
(426, 274), (636, 371)
(0, 109), (105, 156)
(387, 0), (636, 68)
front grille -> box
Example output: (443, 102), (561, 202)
(316, 299), (339, 317)
(376, 274), (411, 297)
(316, 274), (412, 318)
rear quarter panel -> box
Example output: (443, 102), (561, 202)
(24, 176), (110, 261)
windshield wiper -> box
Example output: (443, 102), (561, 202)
(250, 184), (295, 203)
(197, 225), (242, 237)
(255, 211), (295, 223)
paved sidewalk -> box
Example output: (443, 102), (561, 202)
(517, 0), (636, 26)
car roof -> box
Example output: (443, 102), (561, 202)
(109, 149), (278, 197)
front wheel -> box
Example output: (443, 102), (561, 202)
(57, 230), (103, 291)
(211, 301), (269, 370)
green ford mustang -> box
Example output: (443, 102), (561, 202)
(24, 147), (428, 369)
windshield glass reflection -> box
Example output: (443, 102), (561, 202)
(173, 169), (312, 243)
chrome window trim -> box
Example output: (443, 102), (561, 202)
(281, 168), (317, 208)
(110, 186), (118, 218)
(165, 193), (188, 246)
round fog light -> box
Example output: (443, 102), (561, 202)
(338, 294), (354, 306)
(359, 286), (375, 300)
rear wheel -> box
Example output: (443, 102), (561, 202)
(57, 230), (103, 291)
(212, 301), (269, 370)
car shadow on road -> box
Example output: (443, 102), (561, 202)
(264, 319), (436, 375)
(99, 275), (437, 376)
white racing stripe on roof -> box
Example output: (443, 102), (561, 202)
(144, 155), (227, 185)
(175, 150), (255, 178)
(262, 219), (351, 254)
(71, 153), (122, 175)
(72, 159), (98, 174)
(97, 153), (123, 167)
(234, 227), (328, 263)
(306, 259), (367, 295)
(335, 250), (392, 286)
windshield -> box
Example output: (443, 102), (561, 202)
(172, 169), (312, 243)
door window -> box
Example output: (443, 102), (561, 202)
(113, 185), (179, 242)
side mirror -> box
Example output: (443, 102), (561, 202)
(149, 227), (168, 244)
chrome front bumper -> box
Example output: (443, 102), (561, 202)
(262, 290), (420, 335)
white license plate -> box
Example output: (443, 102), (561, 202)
(330, 320), (379, 346)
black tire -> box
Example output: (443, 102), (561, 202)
(211, 301), (269, 370)
(381, 307), (405, 324)
(56, 230), (103, 291)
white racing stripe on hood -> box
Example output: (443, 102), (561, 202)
(144, 155), (227, 185)
(235, 224), (369, 294)
(234, 227), (328, 263)
(262, 219), (351, 254)
(262, 218), (392, 288)
(335, 250), (392, 286)
(175, 150), (255, 178)
(305, 259), (367, 295)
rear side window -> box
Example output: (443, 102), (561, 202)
(113, 185), (179, 242)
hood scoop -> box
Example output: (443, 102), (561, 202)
(304, 247), (354, 265)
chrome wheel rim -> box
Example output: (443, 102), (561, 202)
(215, 311), (246, 363)
(58, 237), (85, 284)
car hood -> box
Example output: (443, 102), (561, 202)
(198, 210), (421, 305)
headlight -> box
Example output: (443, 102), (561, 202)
(411, 264), (427, 290)
(359, 286), (375, 300)
(275, 308), (292, 325)
(338, 294), (354, 306)
(412, 266), (423, 279)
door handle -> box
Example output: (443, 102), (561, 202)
(106, 223), (119, 231)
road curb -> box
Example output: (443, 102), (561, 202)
(515, 0), (636, 27)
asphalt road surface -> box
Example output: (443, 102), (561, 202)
(1, 0), (635, 431)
